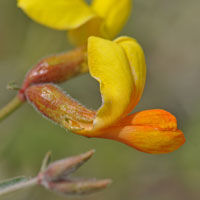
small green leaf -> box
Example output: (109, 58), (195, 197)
(0, 176), (29, 191)
(6, 81), (20, 90)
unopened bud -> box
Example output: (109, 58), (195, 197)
(38, 150), (112, 196)
(45, 179), (112, 196)
(19, 47), (88, 100)
(43, 150), (95, 181)
(25, 84), (95, 131)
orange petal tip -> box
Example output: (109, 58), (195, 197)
(97, 109), (185, 154)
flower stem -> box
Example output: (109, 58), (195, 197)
(0, 95), (24, 122)
(0, 177), (37, 196)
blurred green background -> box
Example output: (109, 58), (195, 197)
(0, 0), (200, 199)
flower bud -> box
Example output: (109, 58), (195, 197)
(25, 84), (95, 131)
(19, 47), (88, 100)
(37, 150), (112, 196)
(43, 150), (95, 181)
(45, 179), (112, 196)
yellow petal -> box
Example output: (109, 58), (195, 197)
(17, 0), (96, 30)
(92, 0), (132, 39)
(88, 36), (134, 130)
(97, 109), (185, 154)
(68, 17), (104, 46)
(115, 36), (146, 114)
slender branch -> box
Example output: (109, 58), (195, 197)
(0, 95), (24, 122)
(0, 177), (37, 196)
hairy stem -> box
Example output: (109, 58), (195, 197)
(0, 95), (24, 122)
(0, 177), (37, 196)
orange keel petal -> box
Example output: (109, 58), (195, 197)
(99, 126), (185, 154)
(96, 109), (185, 154)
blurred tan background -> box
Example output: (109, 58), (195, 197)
(0, 0), (200, 199)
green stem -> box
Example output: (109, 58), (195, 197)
(0, 95), (24, 122)
(0, 177), (37, 196)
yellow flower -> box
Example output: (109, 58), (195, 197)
(26, 36), (185, 154)
(17, 0), (132, 45)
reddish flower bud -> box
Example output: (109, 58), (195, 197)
(19, 47), (88, 101)
(25, 84), (95, 131)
